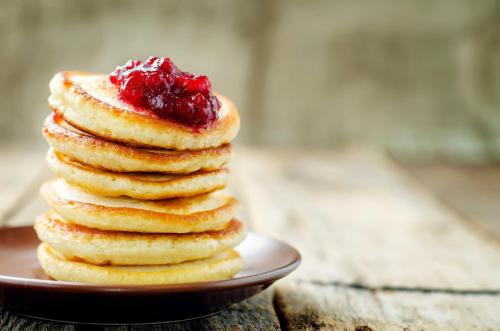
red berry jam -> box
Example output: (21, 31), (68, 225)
(109, 57), (221, 127)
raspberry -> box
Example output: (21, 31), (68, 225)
(109, 57), (220, 127)
(110, 60), (141, 84)
(173, 75), (211, 95)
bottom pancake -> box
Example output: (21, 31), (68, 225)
(38, 243), (242, 285)
(34, 211), (246, 266)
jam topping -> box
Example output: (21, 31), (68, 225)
(109, 57), (221, 127)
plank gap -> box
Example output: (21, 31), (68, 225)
(274, 282), (500, 330)
(295, 279), (500, 296)
(272, 289), (290, 331)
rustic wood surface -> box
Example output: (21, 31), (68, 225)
(1, 147), (499, 330)
(406, 163), (500, 241)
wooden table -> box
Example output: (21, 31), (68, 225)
(1, 147), (499, 330)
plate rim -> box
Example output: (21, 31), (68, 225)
(0, 227), (301, 294)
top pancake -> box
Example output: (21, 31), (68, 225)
(49, 72), (240, 150)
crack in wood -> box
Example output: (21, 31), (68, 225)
(294, 279), (500, 295)
(355, 326), (374, 331)
(272, 289), (289, 331)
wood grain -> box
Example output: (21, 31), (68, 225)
(274, 282), (500, 331)
(4, 166), (51, 227)
(0, 149), (46, 227)
(234, 148), (500, 290)
(2, 147), (500, 330)
(405, 163), (500, 241)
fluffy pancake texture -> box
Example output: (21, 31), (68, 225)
(49, 72), (240, 150)
(41, 179), (239, 233)
(46, 149), (229, 200)
(34, 211), (246, 266)
(37, 243), (242, 285)
(43, 114), (232, 174)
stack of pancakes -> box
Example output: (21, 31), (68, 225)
(35, 72), (246, 285)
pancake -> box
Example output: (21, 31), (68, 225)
(48, 72), (240, 150)
(46, 149), (229, 200)
(43, 114), (232, 174)
(37, 243), (242, 285)
(34, 211), (246, 266)
(41, 179), (239, 233)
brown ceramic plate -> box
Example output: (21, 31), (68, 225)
(0, 226), (300, 324)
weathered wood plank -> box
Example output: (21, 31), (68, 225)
(404, 163), (500, 240)
(0, 148), (46, 227)
(233, 148), (500, 290)
(0, 290), (280, 331)
(4, 166), (52, 227)
(274, 282), (500, 331)
(4, 193), (48, 227)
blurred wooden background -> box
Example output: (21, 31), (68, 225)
(1, 0), (500, 162)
